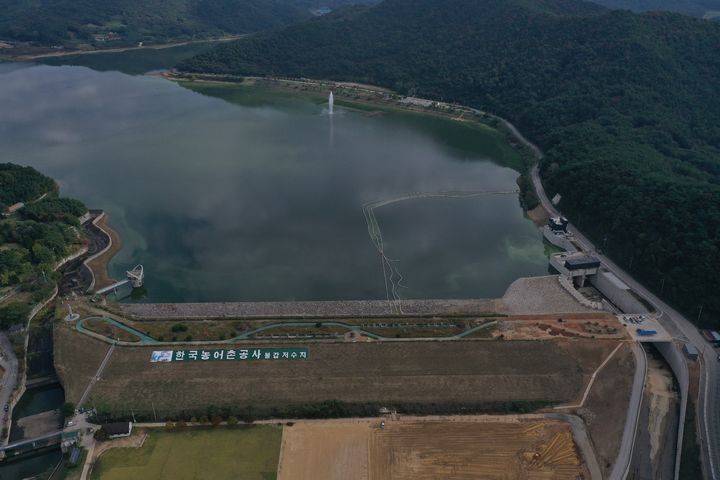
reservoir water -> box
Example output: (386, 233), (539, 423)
(0, 63), (548, 302)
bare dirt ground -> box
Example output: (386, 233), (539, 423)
(577, 343), (635, 476)
(86, 215), (122, 291)
(278, 418), (587, 480)
(55, 324), (614, 414)
(498, 313), (624, 341)
(526, 204), (550, 227)
(14, 410), (63, 438)
(279, 422), (370, 480)
(644, 353), (678, 471)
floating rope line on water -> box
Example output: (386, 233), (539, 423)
(361, 189), (519, 315)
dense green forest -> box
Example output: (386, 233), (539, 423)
(0, 164), (86, 329)
(182, 0), (720, 327)
(0, 0), (374, 46)
(588, 0), (720, 18)
(0, 163), (56, 208)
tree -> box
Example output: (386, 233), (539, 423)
(211, 415), (223, 426)
(61, 402), (75, 418)
(0, 302), (31, 330)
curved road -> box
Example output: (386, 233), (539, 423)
(530, 162), (719, 479)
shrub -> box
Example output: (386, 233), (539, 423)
(211, 415), (222, 426)
(227, 416), (239, 426)
(61, 402), (75, 417)
(171, 323), (188, 332)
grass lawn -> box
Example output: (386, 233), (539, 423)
(92, 426), (282, 480)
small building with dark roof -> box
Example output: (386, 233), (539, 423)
(550, 252), (601, 287)
(102, 421), (133, 439)
(563, 255), (601, 271)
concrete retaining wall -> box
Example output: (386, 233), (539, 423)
(590, 270), (648, 314)
(543, 226), (577, 253)
(558, 275), (603, 310)
(82, 212), (111, 292)
(655, 341), (690, 480)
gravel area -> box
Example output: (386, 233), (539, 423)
(500, 276), (596, 315)
(118, 275), (593, 320)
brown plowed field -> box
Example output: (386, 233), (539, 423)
(278, 419), (586, 480)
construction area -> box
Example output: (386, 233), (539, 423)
(278, 417), (587, 480)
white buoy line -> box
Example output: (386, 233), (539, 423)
(361, 189), (519, 314)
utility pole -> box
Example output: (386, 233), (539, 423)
(152, 402), (157, 422)
(697, 304), (704, 324)
(660, 277), (665, 295)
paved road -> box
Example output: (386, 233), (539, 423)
(0, 333), (19, 446)
(530, 162), (719, 479)
(609, 343), (648, 480)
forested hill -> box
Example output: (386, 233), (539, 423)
(182, 0), (720, 327)
(0, 163), (56, 208)
(588, 0), (720, 18)
(0, 164), (87, 329)
(0, 0), (373, 46)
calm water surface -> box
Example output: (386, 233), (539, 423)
(0, 65), (547, 302)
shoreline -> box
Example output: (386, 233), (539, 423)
(168, 72), (542, 206)
(169, 73), (510, 132)
(7, 35), (244, 61)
